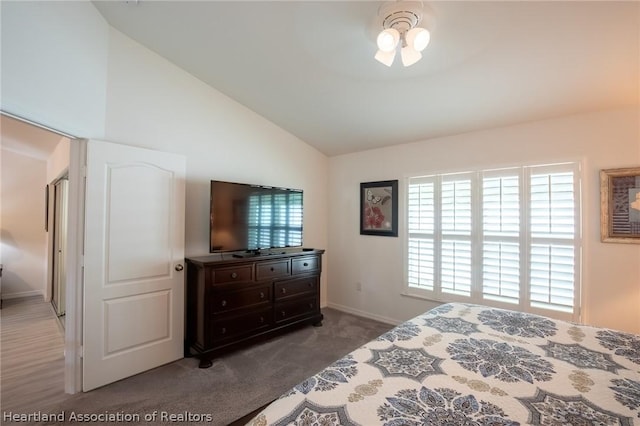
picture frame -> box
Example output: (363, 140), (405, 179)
(600, 167), (640, 243)
(360, 180), (398, 237)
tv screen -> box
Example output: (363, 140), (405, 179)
(210, 180), (303, 253)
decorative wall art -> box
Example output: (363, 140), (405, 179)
(360, 180), (398, 237)
(600, 167), (640, 243)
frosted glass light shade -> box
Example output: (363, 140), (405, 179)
(375, 49), (396, 66)
(376, 28), (400, 52)
(406, 27), (430, 52)
(401, 46), (422, 67)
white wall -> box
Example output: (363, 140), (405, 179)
(328, 107), (640, 334)
(0, 150), (48, 298)
(0, 1), (108, 138)
(102, 29), (328, 263)
(1, 2), (329, 304)
(47, 138), (71, 183)
(44, 138), (71, 302)
(0, 134), (68, 300)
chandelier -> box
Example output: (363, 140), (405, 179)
(374, 1), (433, 67)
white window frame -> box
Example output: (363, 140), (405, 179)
(403, 162), (582, 322)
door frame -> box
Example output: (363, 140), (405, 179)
(65, 138), (86, 394)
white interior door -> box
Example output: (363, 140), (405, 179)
(82, 140), (186, 391)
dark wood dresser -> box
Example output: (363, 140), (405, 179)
(185, 249), (324, 367)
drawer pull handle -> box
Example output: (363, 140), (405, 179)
(281, 311), (286, 317)
(221, 327), (226, 334)
(260, 292), (265, 299)
(281, 288), (287, 294)
(221, 300), (227, 307)
(309, 303), (314, 309)
(260, 316), (265, 324)
(303, 262), (309, 267)
(270, 267), (275, 272)
(231, 272), (238, 279)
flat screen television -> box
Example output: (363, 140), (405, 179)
(210, 180), (303, 253)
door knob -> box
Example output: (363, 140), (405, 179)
(175, 264), (184, 271)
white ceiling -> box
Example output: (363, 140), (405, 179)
(94, 1), (639, 156)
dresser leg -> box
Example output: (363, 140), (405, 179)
(198, 357), (213, 369)
(312, 313), (324, 327)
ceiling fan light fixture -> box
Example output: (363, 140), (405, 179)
(372, 1), (434, 67)
(375, 49), (396, 66)
(406, 27), (430, 52)
(401, 45), (422, 67)
(376, 28), (400, 52)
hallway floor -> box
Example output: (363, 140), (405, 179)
(0, 296), (69, 414)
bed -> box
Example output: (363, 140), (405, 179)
(246, 303), (640, 425)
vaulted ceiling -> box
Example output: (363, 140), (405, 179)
(93, 1), (639, 156)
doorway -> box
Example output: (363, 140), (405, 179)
(0, 111), (74, 395)
(2, 111), (187, 394)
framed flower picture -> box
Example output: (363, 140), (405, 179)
(360, 180), (398, 237)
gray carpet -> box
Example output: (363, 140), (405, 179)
(35, 308), (392, 426)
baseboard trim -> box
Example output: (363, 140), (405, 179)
(325, 302), (401, 326)
(2, 290), (44, 300)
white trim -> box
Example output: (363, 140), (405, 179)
(326, 302), (400, 326)
(0, 110), (78, 139)
(1, 290), (44, 300)
(64, 139), (86, 394)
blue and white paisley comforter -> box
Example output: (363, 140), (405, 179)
(247, 303), (640, 425)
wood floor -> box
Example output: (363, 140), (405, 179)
(1, 296), (70, 414)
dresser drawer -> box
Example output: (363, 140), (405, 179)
(211, 265), (253, 284)
(292, 256), (319, 275)
(256, 260), (290, 280)
(211, 284), (271, 314)
(211, 308), (272, 341)
(274, 276), (317, 301)
(275, 297), (318, 324)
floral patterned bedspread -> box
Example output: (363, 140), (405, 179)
(247, 303), (640, 425)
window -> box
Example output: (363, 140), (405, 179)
(406, 163), (581, 320)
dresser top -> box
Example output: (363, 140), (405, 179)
(186, 248), (324, 267)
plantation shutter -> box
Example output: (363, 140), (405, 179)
(407, 177), (435, 291)
(405, 162), (580, 319)
(440, 175), (472, 296)
(482, 172), (520, 304)
(529, 166), (576, 313)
